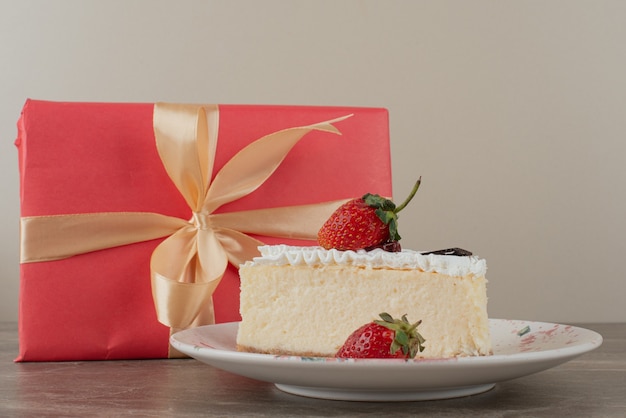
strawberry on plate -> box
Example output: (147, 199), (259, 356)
(336, 313), (426, 359)
(318, 178), (421, 251)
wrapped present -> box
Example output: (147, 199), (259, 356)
(15, 100), (392, 361)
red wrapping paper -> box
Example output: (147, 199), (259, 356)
(15, 100), (392, 361)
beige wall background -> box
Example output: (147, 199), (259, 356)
(1, 0), (624, 324)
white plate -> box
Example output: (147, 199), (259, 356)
(170, 319), (602, 402)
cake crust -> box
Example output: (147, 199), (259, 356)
(236, 344), (330, 357)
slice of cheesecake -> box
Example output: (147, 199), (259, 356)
(236, 245), (492, 358)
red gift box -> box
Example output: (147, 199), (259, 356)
(15, 100), (392, 361)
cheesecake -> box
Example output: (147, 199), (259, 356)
(236, 245), (492, 358)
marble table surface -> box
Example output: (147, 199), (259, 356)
(1, 322), (624, 417)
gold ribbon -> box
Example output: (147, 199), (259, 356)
(20, 103), (351, 333)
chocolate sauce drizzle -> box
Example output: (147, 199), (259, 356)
(364, 241), (402, 253)
(421, 248), (473, 257)
(365, 241), (472, 257)
(364, 242), (473, 257)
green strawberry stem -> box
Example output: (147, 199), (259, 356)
(394, 177), (421, 214)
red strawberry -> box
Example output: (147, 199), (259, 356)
(336, 313), (426, 359)
(318, 178), (421, 251)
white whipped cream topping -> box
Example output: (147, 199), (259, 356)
(247, 245), (487, 277)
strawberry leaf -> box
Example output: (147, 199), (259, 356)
(395, 330), (409, 345)
(388, 218), (400, 241)
(374, 208), (396, 225)
(378, 312), (394, 323)
(363, 193), (396, 211)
